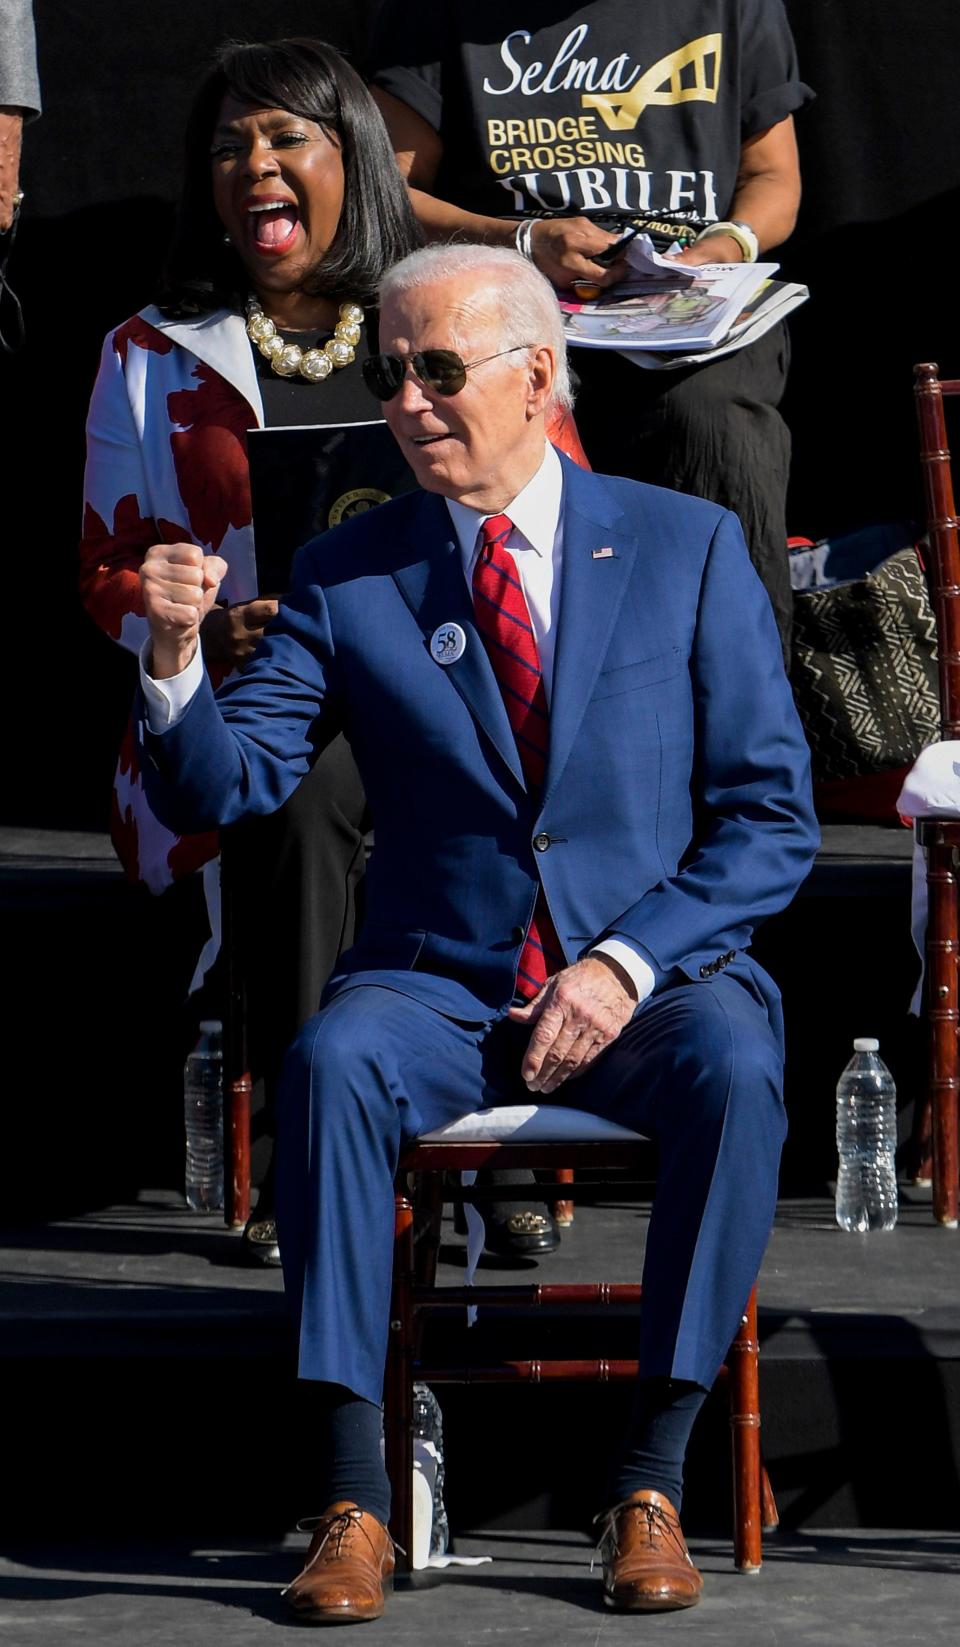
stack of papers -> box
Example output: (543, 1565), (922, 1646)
(559, 236), (808, 367)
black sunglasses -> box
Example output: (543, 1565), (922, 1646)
(361, 345), (532, 401)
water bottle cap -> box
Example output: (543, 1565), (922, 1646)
(853, 1037), (879, 1052)
(199, 1019), (223, 1035)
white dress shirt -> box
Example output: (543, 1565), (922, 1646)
(447, 441), (563, 698)
(140, 440), (655, 1002)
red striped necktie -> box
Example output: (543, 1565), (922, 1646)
(472, 512), (564, 999)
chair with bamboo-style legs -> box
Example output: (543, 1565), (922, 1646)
(913, 362), (960, 1226)
(220, 841), (252, 1231)
(383, 1107), (778, 1577)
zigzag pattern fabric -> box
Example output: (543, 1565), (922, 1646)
(792, 546), (940, 780)
(472, 513), (564, 998)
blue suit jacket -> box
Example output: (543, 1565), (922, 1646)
(141, 454), (819, 1031)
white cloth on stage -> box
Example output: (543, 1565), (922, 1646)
(897, 742), (960, 1012)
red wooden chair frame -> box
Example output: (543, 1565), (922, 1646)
(913, 362), (960, 1226)
(220, 843), (252, 1229)
(384, 1136), (777, 1576)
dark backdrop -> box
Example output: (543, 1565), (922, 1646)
(3, 0), (957, 832)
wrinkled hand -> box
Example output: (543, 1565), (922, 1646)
(201, 598), (279, 668)
(508, 954), (638, 1094)
(529, 216), (631, 292)
(140, 542), (228, 679)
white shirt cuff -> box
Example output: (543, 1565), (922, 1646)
(591, 938), (656, 1003)
(139, 638), (204, 732)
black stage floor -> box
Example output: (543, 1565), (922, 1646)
(1, 1187), (950, 1354)
(3, 1528), (959, 1646)
(3, 1188), (958, 1542)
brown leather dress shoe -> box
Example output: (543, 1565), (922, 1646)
(596, 1488), (703, 1612)
(283, 1501), (395, 1624)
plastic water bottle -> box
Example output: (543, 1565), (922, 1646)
(412, 1383), (449, 1556)
(835, 1038), (898, 1232)
(184, 1020), (223, 1212)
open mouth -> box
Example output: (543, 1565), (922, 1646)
(246, 201), (301, 256)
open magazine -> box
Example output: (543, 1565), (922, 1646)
(559, 260), (780, 353)
(620, 279), (810, 371)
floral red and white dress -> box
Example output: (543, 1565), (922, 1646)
(80, 306), (269, 892)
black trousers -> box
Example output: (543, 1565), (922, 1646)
(572, 324), (793, 662)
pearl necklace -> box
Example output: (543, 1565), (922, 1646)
(244, 296), (365, 383)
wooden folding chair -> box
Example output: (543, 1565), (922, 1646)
(220, 842), (252, 1230)
(384, 1106), (777, 1576)
(913, 361), (960, 1226)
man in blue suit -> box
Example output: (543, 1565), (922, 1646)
(138, 244), (818, 1622)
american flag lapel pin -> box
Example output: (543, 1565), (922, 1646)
(592, 546), (615, 559)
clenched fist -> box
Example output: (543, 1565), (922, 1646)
(140, 542), (228, 679)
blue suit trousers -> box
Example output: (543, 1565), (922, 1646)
(275, 972), (786, 1404)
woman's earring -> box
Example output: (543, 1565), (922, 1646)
(223, 232), (231, 245)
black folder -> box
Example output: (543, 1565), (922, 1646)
(247, 420), (418, 594)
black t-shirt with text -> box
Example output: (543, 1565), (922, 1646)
(368, 0), (812, 225)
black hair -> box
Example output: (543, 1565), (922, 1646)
(156, 37), (421, 317)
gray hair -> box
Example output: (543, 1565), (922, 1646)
(379, 243), (574, 412)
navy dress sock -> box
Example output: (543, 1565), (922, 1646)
(608, 1377), (708, 1513)
(312, 1383), (391, 1527)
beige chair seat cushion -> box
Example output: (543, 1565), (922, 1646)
(418, 1104), (645, 1144)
